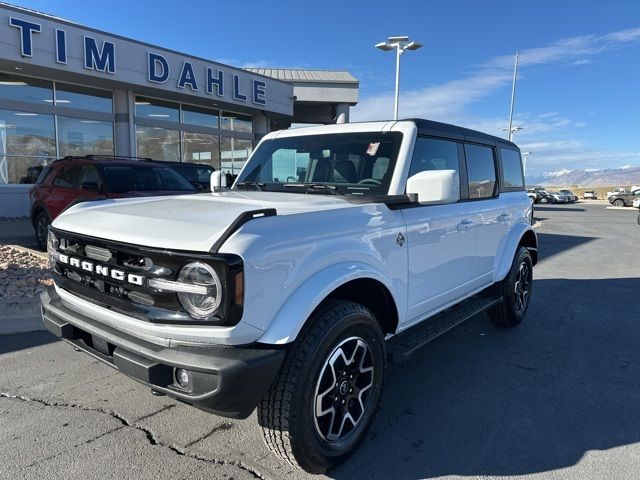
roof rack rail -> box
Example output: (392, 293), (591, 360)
(57, 155), (155, 162)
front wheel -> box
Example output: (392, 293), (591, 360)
(613, 199), (625, 207)
(489, 246), (533, 327)
(258, 300), (385, 473)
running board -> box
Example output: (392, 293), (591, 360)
(387, 293), (503, 363)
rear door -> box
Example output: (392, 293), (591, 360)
(464, 143), (519, 283)
(47, 164), (83, 219)
(401, 136), (479, 324)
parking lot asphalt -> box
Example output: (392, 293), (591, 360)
(1, 202), (639, 480)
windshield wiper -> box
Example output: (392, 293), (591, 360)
(283, 183), (339, 195)
(235, 181), (265, 191)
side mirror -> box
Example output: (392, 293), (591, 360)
(406, 170), (459, 205)
(210, 171), (227, 192)
(80, 181), (100, 192)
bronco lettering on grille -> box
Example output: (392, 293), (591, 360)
(57, 254), (145, 286)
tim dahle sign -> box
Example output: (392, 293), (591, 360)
(8, 16), (267, 106)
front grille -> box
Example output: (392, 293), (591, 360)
(49, 227), (242, 325)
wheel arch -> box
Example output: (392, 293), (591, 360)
(256, 263), (401, 345)
(494, 224), (538, 282)
(30, 201), (48, 227)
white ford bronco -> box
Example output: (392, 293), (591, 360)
(42, 119), (537, 473)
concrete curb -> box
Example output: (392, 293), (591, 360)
(0, 296), (44, 335)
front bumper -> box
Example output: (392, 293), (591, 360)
(41, 286), (285, 419)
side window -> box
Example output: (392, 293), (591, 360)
(78, 165), (103, 190)
(500, 148), (524, 189)
(52, 165), (82, 189)
(409, 137), (460, 178)
(464, 144), (496, 199)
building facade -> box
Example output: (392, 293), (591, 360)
(0, 4), (358, 215)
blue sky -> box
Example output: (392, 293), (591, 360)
(9, 0), (640, 174)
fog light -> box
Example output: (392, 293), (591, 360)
(175, 368), (191, 388)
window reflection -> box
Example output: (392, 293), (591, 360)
(183, 131), (220, 167)
(135, 96), (179, 122)
(0, 73), (52, 104)
(221, 112), (252, 133)
(57, 117), (114, 157)
(56, 83), (113, 113)
(136, 125), (180, 161)
(221, 137), (253, 174)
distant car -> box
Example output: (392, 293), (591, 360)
(29, 155), (198, 250)
(583, 191), (598, 200)
(158, 161), (215, 191)
(607, 187), (629, 200)
(532, 188), (555, 204)
(526, 188), (539, 203)
(550, 191), (569, 204)
(608, 188), (640, 207)
(558, 189), (578, 202)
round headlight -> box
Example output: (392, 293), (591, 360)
(177, 262), (222, 319)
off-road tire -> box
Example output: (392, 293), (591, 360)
(258, 300), (385, 474)
(488, 246), (533, 327)
(34, 211), (51, 251)
(613, 199), (625, 207)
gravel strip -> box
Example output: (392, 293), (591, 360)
(0, 245), (52, 298)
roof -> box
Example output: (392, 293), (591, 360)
(244, 68), (359, 84)
(407, 118), (518, 148)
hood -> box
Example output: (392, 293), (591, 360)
(52, 191), (354, 252)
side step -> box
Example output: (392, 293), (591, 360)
(387, 293), (502, 363)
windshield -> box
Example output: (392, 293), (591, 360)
(102, 164), (196, 193)
(234, 132), (403, 196)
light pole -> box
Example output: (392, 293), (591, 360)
(521, 151), (531, 175)
(506, 51), (520, 141)
(375, 36), (423, 120)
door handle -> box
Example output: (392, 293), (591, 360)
(457, 220), (475, 231)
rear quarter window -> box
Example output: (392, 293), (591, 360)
(500, 148), (525, 190)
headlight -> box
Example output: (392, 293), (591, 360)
(176, 262), (222, 319)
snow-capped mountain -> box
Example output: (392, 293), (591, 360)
(526, 166), (640, 187)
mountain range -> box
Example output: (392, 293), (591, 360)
(525, 165), (640, 187)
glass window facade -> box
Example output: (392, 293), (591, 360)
(55, 83), (113, 112)
(0, 73), (114, 184)
(136, 125), (180, 161)
(57, 117), (114, 157)
(134, 96), (255, 174)
(182, 104), (219, 128)
(0, 73), (53, 104)
(221, 112), (252, 133)
(135, 97), (179, 122)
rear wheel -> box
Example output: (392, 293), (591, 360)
(489, 247), (533, 327)
(258, 300), (385, 473)
(613, 199), (625, 207)
(540, 197), (549, 204)
(34, 211), (51, 251)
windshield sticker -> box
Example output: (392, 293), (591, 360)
(366, 142), (380, 156)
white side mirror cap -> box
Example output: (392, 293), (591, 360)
(406, 169), (460, 204)
(210, 171), (227, 192)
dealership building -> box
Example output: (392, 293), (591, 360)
(0, 3), (359, 216)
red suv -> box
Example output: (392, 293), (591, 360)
(30, 155), (198, 250)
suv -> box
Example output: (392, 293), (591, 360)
(30, 155), (198, 249)
(41, 120), (537, 473)
(608, 188), (640, 207)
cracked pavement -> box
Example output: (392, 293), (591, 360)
(1, 203), (640, 479)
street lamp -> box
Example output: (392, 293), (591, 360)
(502, 126), (523, 138)
(375, 35), (423, 120)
